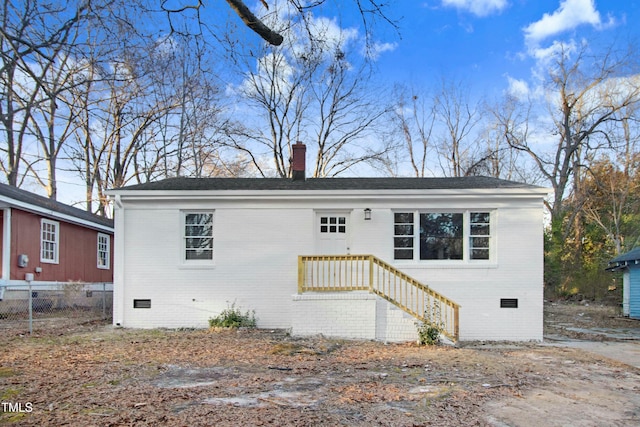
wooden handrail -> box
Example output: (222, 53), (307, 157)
(298, 255), (460, 341)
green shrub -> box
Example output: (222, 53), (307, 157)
(415, 304), (444, 346)
(209, 302), (257, 329)
(416, 321), (442, 346)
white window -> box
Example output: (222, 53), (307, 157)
(41, 219), (59, 264)
(393, 211), (492, 262)
(420, 213), (464, 260)
(319, 215), (347, 234)
(469, 212), (491, 260)
(183, 212), (214, 261)
(97, 233), (110, 269)
(393, 212), (414, 260)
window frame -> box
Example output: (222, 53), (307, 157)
(40, 218), (60, 264)
(392, 210), (494, 263)
(469, 212), (491, 260)
(97, 233), (111, 269)
(181, 211), (214, 265)
(319, 215), (347, 234)
(393, 212), (415, 260)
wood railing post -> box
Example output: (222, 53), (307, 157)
(298, 256), (304, 293)
(454, 305), (459, 341)
(368, 255), (374, 292)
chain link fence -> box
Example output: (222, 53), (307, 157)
(0, 282), (112, 334)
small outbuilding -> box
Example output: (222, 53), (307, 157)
(606, 247), (640, 319)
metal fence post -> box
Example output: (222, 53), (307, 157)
(102, 283), (106, 318)
(28, 282), (33, 335)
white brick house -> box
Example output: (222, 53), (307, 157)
(109, 145), (548, 342)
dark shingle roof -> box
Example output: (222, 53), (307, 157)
(608, 247), (640, 268)
(115, 176), (541, 192)
(0, 182), (113, 229)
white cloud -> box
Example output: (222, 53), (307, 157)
(154, 34), (178, 57)
(441, 0), (508, 17)
(235, 10), (365, 100)
(506, 76), (530, 100)
(365, 41), (398, 61)
(313, 16), (359, 52)
(524, 0), (601, 47)
(519, 39), (578, 101)
(531, 39), (577, 64)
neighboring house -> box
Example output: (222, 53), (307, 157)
(606, 247), (640, 319)
(109, 143), (549, 342)
(0, 183), (114, 291)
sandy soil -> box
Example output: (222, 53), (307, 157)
(485, 303), (640, 427)
(0, 303), (638, 426)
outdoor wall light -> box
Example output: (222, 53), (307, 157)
(364, 208), (372, 220)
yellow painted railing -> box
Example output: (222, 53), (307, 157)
(298, 255), (460, 341)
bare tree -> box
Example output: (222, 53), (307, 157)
(388, 81), (520, 179)
(24, 22), (89, 200)
(163, 0), (398, 47)
(505, 42), (640, 226)
(389, 85), (436, 177)
(309, 50), (392, 177)
(433, 78), (485, 177)
(64, 56), (102, 212)
(233, 47), (311, 177)
(486, 95), (536, 182)
(63, 26), (181, 215)
(132, 33), (236, 181)
(0, 0), (91, 194)
(229, 8), (390, 178)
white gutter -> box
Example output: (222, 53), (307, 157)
(107, 187), (552, 202)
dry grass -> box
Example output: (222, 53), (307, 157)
(0, 303), (638, 426)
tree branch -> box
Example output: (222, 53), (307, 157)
(225, 0), (284, 46)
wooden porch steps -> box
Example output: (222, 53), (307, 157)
(298, 255), (460, 342)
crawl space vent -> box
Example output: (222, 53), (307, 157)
(133, 299), (151, 309)
(500, 298), (518, 308)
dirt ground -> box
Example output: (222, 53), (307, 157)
(1, 303), (639, 426)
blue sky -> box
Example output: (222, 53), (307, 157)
(364, 0), (639, 97)
(34, 0), (640, 205)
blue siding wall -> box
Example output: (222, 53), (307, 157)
(630, 265), (640, 319)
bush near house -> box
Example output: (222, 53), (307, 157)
(208, 302), (257, 329)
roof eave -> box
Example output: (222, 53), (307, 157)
(0, 194), (114, 233)
(606, 259), (640, 271)
(108, 187), (551, 201)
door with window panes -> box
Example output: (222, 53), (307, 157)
(316, 212), (349, 254)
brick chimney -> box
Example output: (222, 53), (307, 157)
(291, 141), (306, 180)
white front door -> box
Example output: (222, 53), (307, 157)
(316, 212), (349, 255)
